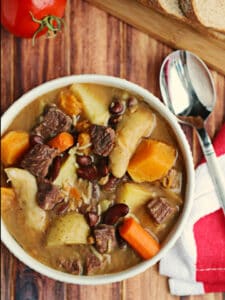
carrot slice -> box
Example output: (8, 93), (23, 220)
(48, 132), (74, 153)
(119, 217), (160, 260)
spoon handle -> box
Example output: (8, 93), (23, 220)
(197, 128), (225, 215)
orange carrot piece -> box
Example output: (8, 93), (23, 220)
(48, 132), (74, 153)
(119, 217), (160, 260)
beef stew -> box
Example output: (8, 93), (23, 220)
(1, 83), (186, 275)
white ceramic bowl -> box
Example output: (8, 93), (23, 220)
(1, 75), (195, 285)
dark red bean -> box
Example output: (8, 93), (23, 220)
(109, 100), (125, 115)
(77, 165), (99, 181)
(86, 212), (100, 227)
(76, 155), (92, 166)
(108, 115), (122, 127)
(98, 158), (109, 177)
(103, 203), (129, 225)
(30, 134), (44, 146)
(49, 156), (63, 181)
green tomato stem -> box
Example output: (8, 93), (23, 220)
(29, 12), (64, 45)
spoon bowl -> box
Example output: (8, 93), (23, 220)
(160, 50), (225, 214)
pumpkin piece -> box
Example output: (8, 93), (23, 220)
(128, 139), (177, 183)
(59, 90), (83, 117)
(1, 187), (16, 212)
(48, 132), (74, 153)
(1, 131), (30, 166)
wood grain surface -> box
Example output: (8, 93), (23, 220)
(87, 0), (225, 76)
(1, 1), (225, 300)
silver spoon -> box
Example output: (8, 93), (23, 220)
(160, 50), (225, 214)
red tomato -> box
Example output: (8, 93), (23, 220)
(1, 0), (67, 39)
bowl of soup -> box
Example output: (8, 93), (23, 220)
(1, 75), (194, 284)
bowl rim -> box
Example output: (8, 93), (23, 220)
(1, 74), (195, 285)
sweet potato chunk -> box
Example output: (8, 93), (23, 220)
(128, 139), (177, 182)
(59, 90), (83, 117)
(1, 131), (30, 166)
(1, 187), (16, 212)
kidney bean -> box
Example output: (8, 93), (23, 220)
(86, 212), (100, 227)
(108, 115), (122, 128)
(98, 158), (109, 177)
(103, 203), (129, 225)
(76, 155), (92, 166)
(109, 100), (125, 115)
(30, 134), (44, 146)
(49, 156), (63, 181)
(77, 165), (99, 181)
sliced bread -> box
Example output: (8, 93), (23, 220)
(180, 0), (225, 33)
(137, 0), (225, 40)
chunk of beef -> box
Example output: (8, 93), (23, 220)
(58, 257), (82, 275)
(93, 224), (117, 254)
(37, 179), (64, 210)
(33, 104), (72, 140)
(21, 144), (58, 178)
(90, 125), (115, 156)
(85, 253), (102, 275)
(147, 197), (177, 224)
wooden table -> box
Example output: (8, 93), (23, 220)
(1, 1), (225, 299)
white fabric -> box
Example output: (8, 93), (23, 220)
(169, 278), (204, 296)
(159, 155), (225, 295)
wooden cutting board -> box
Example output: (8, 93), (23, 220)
(86, 0), (225, 75)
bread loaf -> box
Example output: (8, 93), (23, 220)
(180, 0), (225, 33)
(137, 0), (225, 40)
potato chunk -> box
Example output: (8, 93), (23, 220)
(109, 103), (156, 178)
(53, 147), (77, 187)
(70, 83), (111, 125)
(4, 168), (47, 231)
(117, 183), (153, 212)
(46, 213), (90, 247)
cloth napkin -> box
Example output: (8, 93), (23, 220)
(159, 123), (225, 296)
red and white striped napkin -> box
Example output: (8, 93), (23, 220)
(159, 123), (225, 295)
